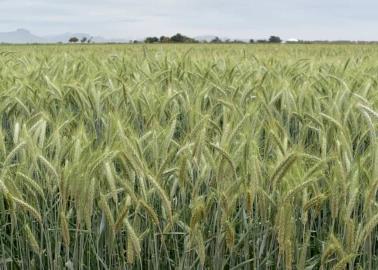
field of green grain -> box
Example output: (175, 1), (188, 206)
(0, 44), (377, 269)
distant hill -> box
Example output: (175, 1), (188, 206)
(44, 32), (93, 43)
(0, 29), (46, 44)
(0, 29), (128, 44)
(43, 33), (127, 43)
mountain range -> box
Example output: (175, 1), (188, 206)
(0, 29), (250, 44)
(0, 29), (128, 44)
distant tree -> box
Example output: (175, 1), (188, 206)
(160, 36), (171, 43)
(232, 39), (245, 43)
(87, 37), (93, 43)
(257, 39), (268, 43)
(81, 37), (87, 43)
(69, 37), (79, 43)
(249, 39), (255, 43)
(268, 36), (282, 43)
(210, 37), (222, 43)
(145, 36), (159, 43)
(170, 33), (197, 43)
(170, 33), (185, 43)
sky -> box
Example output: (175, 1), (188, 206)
(1, 0), (377, 40)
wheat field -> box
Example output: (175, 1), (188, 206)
(0, 44), (377, 269)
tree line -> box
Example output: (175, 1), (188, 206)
(68, 37), (93, 43)
(67, 34), (378, 44)
(68, 33), (283, 44)
(143, 34), (282, 44)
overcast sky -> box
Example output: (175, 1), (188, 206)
(1, 0), (377, 40)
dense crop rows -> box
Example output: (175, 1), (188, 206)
(0, 44), (378, 269)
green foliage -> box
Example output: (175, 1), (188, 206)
(144, 36), (159, 43)
(68, 37), (79, 43)
(269, 35), (282, 43)
(0, 44), (377, 269)
(170, 33), (197, 43)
